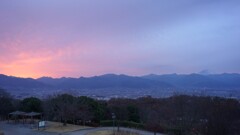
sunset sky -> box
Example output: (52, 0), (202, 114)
(0, 0), (240, 78)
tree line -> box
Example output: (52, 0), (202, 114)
(0, 88), (239, 135)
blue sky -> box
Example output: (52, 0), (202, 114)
(0, 0), (240, 78)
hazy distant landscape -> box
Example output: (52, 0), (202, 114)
(1, 73), (240, 99)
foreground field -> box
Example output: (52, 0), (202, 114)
(87, 130), (140, 135)
(42, 121), (91, 133)
(0, 121), (164, 135)
(87, 130), (113, 135)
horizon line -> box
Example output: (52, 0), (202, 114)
(1, 72), (240, 79)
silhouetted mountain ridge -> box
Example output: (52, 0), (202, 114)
(0, 73), (240, 91)
(0, 74), (50, 89)
(38, 74), (173, 89)
(143, 73), (240, 89)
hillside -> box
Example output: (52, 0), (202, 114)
(143, 73), (240, 89)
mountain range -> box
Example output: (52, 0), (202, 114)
(0, 73), (240, 91)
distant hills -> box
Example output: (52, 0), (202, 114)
(0, 73), (240, 91)
(143, 73), (240, 89)
(37, 74), (172, 89)
(0, 74), (49, 89)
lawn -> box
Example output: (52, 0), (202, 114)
(87, 130), (140, 135)
(39, 121), (91, 133)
